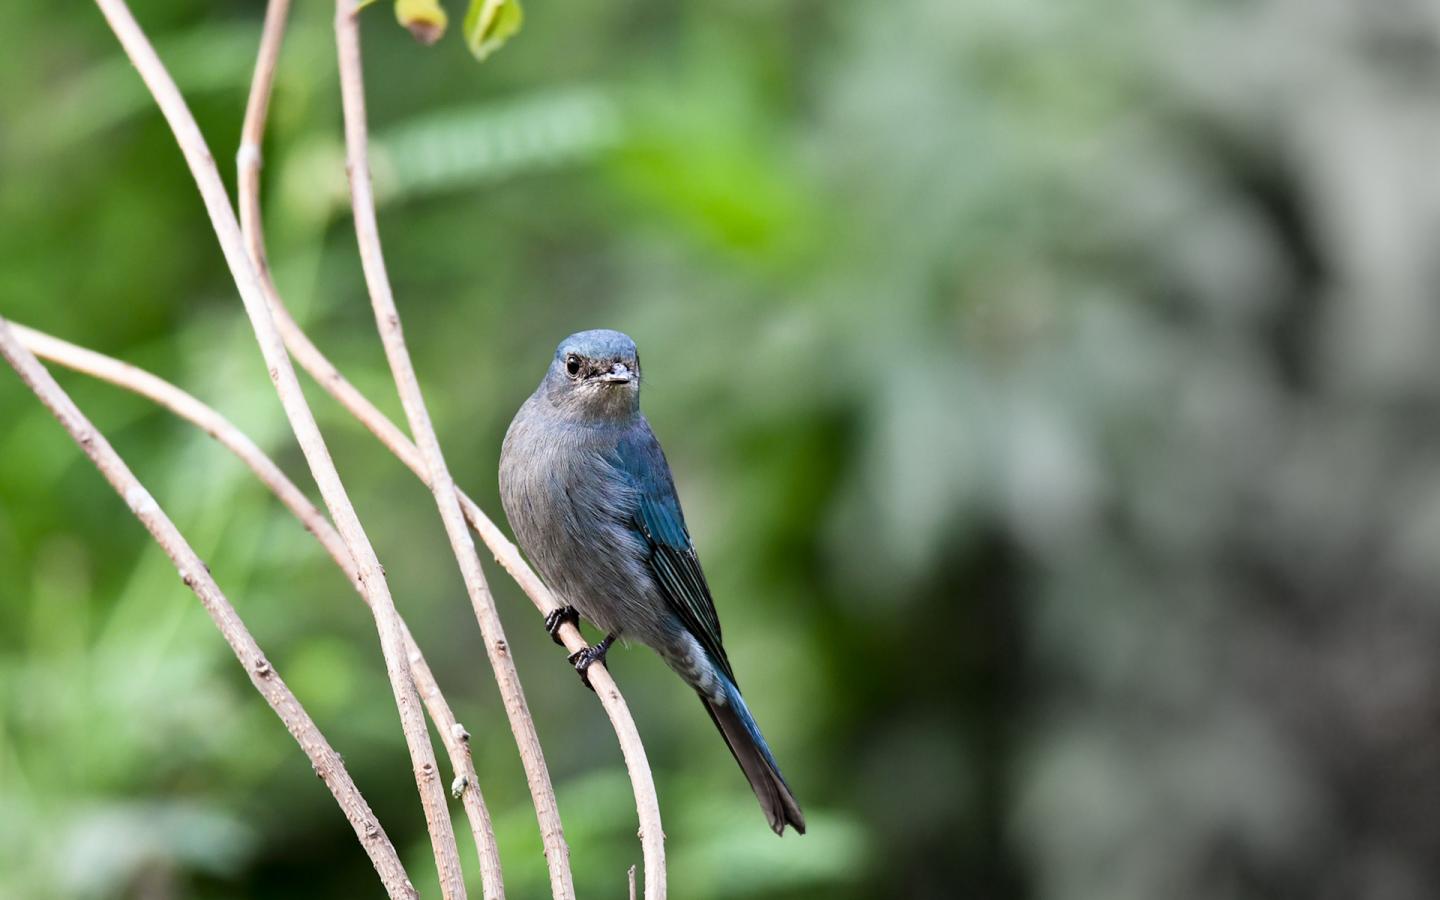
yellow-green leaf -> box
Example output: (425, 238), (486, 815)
(395, 0), (448, 45)
(462, 0), (523, 61)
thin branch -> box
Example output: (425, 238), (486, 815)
(236, 0), (289, 285)
(235, 0), (509, 892)
(244, 272), (670, 900)
(234, 0), (666, 894)
(89, 1), (467, 895)
(0, 317), (418, 900)
(333, 2), (576, 897)
(10, 322), (506, 900)
(240, 164), (670, 900)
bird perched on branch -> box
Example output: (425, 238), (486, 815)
(499, 329), (805, 835)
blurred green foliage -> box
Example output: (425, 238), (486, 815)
(5, 0), (1440, 898)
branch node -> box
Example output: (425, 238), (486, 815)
(237, 141), (263, 171)
(124, 484), (158, 516)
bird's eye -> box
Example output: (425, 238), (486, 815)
(565, 355), (581, 377)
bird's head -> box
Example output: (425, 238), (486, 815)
(541, 329), (641, 421)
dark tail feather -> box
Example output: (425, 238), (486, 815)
(701, 678), (805, 835)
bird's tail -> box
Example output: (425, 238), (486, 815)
(700, 676), (806, 835)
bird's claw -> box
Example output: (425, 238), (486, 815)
(544, 605), (580, 646)
(567, 634), (615, 691)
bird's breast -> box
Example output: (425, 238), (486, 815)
(499, 407), (653, 633)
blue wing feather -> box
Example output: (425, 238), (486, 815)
(612, 422), (736, 685)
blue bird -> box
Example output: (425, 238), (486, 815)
(499, 329), (805, 835)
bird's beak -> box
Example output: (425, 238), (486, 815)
(598, 363), (633, 384)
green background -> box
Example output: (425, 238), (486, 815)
(4, 1), (1440, 898)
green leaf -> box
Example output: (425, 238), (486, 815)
(462, 0), (523, 61)
(394, 0), (448, 45)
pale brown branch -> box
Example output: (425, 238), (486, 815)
(90, 1), (467, 895)
(249, 269), (670, 900)
(241, 151), (670, 900)
(237, 0), (288, 284)
(333, 1), (577, 897)
(235, 0), (508, 893)
(10, 322), (505, 899)
(0, 316), (418, 900)
(232, 0), (665, 892)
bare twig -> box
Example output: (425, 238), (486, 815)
(0, 317), (418, 900)
(232, 0), (666, 894)
(235, 0), (508, 893)
(239, 221), (670, 900)
(90, 1), (467, 895)
(332, 1), (576, 897)
(236, 0), (289, 285)
(243, 289), (669, 900)
(10, 322), (506, 900)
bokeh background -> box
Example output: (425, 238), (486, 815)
(4, 0), (1440, 897)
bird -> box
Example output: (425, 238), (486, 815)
(499, 329), (805, 835)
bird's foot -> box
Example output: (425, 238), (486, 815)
(544, 605), (580, 646)
(568, 633), (616, 691)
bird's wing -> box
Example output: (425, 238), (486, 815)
(612, 421), (736, 685)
